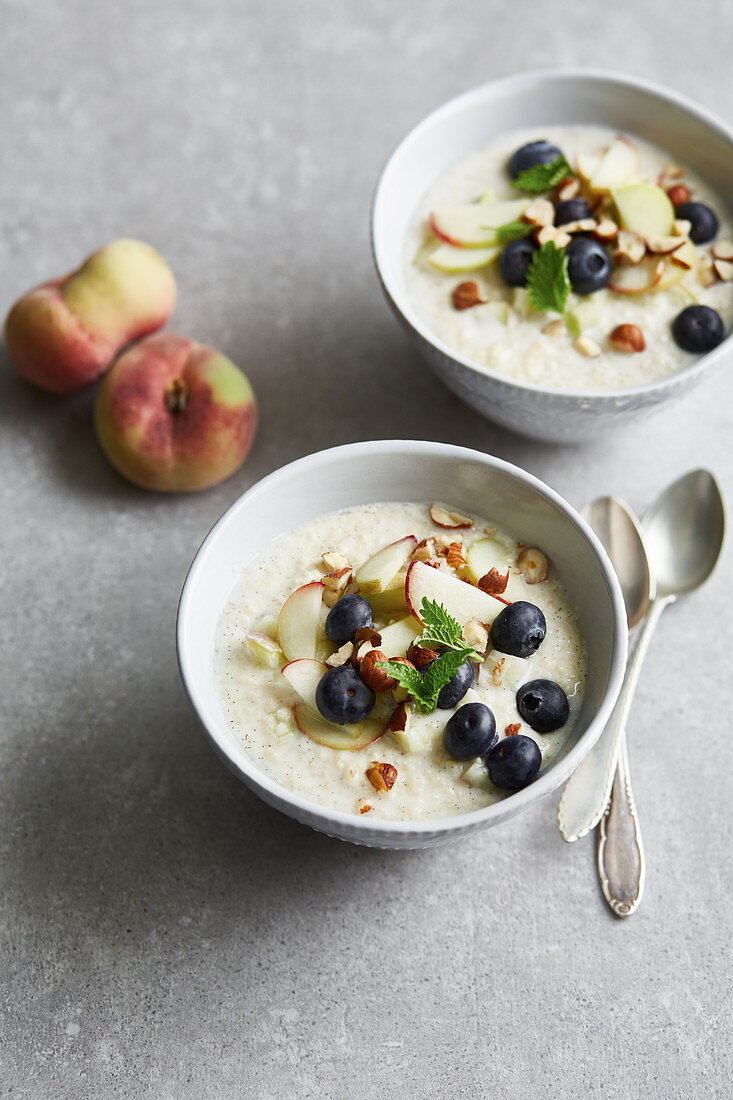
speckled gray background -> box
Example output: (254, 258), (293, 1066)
(2, 1), (732, 1096)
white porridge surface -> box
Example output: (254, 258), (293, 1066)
(215, 503), (586, 821)
(405, 124), (733, 390)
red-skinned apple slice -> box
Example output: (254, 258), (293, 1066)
(277, 580), (324, 660)
(377, 615), (421, 657)
(428, 243), (500, 273)
(405, 560), (504, 627)
(293, 703), (386, 750)
(356, 535), (418, 595)
(281, 658), (326, 711)
(430, 200), (527, 248)
(608, 258), (665, 295)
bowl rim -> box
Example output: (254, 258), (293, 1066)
(371, 67), (733, 402)
(177, 439), (628, 837)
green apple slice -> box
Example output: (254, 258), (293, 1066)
(612, 184), (674, 237)
(293, 703), (385, 751)
(277, 580), (325, 660)
(356, 535), (417, 595)
(430, 200), (527, 248)
(428, 243), (500, 273)
(565, 295), (606, 335)
(365, 574), (409, 617)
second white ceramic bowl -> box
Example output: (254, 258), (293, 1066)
(372, 69), (733, 442)
(177, 440), (627, 848)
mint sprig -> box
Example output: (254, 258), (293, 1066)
(512, 156), (573, 194)
(526, 241), (571, 314)
(414, 598), (481, 660)
(380, 649), (475, 714)
(494, 220), (533, 243)
(377, 600), (481, 714)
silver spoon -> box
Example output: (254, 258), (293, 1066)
(585, 497), (653, 917)
(558, 470), (725, 851)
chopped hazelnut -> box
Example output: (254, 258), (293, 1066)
(366, 761), (398, 792)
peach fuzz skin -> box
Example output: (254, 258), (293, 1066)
(4, 239), (176, 394)
(94, 333), (257, 492)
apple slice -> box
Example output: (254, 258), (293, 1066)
(657, 240), (697, 289)
(430, 200), (527, 248)
(589, 136), (639, 191)
(365, 573), (408, 617)
(356, 535), (417, 595)
(565, 295), (606, 335)
(293, 703), (386, 751)
(608, 258), (665, 295)
(246, 631), (284, 668)
(428, 243), (500, 273)
(281, 658), (327, 712)
(277, 580), (324, 661)
(405, 560), (504, 627)
(377, 615), (421, 657)
(612, 184), (674, 237)
(465, 537), (514, 583)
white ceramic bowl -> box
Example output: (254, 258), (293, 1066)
(177, 440), (627, 849)
(371, 69), (733, 442)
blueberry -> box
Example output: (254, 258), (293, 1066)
(674, 202), (719, 244)
(566, 237), (611, 294)
(554, 198), (591, 225)
(418, 650), (475, 709)
(516, 679), (570, 733)
(487, 735), (542, 790)
(490, 601), (546, 658)
(499, 238), (539, 287)
(508, 140), (563, 180)
(315, 665), (375, 725)
(443, 702), (497, 761)
(325, 593), (373, 645)
(671, 305), (724, 353)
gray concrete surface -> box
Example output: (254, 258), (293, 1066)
(2, 1), (732, 1096)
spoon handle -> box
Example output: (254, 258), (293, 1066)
(597, 734), (645, 916)
(558, 595), (670, 842)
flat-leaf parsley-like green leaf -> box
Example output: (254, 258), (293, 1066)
(493, 220), (532, 243)
(526, 241), (571, 315)
(512, 156), (573, 194)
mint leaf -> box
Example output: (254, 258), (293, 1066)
(512, 156), (573, 194)
(415, 598), (463, 650)
(494, 220), (532, 243)
(415, 598), (482, 661)
(379, 648), (476, 714)
(526, 241), (571, 314)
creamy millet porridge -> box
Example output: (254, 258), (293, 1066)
(405, 125), (733, 390)
(215, 503), (586, 821)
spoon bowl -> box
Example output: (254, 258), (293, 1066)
(643, 470), (725, 599)
(583, 497), (654, 628)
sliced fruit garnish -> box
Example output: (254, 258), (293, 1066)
(365, 573), (409, 617)
(405, 560), (504, 627)
(589, 136), (639, 191)
(657, 240), (697, 289)
(429, 200), (528, 248)
(427, 243), (500, 273)
(356, 535), (418, 595)
(245, 631), (284, 668)
(281, 658), (326, 712)
(611, 183), (674, 237)
(465, 537), (514, 583)
(293, 703), (385, 750)
(376, 614), (421, 657)
(607, 258), (665, 295)
(565, 295), (606, 335)
(277, 580), (325, 661)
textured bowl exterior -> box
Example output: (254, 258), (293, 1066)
(177, 441), (627, 848)
(372, 70), (733, 442)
